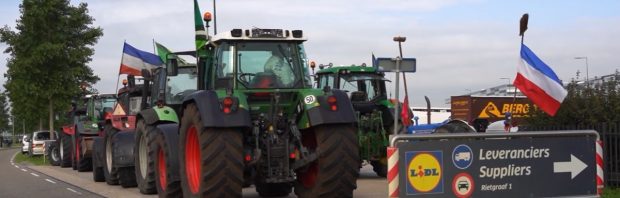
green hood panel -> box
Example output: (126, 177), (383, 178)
(154, 106), (179, 123)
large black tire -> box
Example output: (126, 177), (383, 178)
(256, 182), (292, 197)
(154, 125), (182, 198)
(295, 124), (359, 198)
(103, 124), (120, 185)
(179, 103), (243, 197)
(46, 140), (61, 166)
(370, 159), (387, 177)
(59, 132), (73, 168)
(76, 136), (92, 172)
(92, 149), (105, 182)
(118, 166), (138, 188)
(134, 120), (157, 194)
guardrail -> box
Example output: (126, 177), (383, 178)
(388, 130), (601, 198)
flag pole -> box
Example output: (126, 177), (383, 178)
(507, 13), (529, 131)
(115, 41), (126, 96)
(152, 38), (157, 54)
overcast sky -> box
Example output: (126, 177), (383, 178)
(1, 0), (619, 107)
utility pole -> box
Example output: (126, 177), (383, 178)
(392, 36), (406, 135)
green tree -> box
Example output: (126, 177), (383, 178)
(0, 0), (102, 139)
(0, 91), (10, 133)
(525, 73), (620, 127)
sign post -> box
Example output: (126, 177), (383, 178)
(376, 36), (416, 135)
(389, 130), (601, 198)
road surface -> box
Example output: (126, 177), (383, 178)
(0, 148), (102, 198)
(2, 147), (388, 197)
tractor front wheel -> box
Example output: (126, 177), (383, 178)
(134, 120), (157, 194)
(103, 124), (119, 185)
(154, 127), (181, 197)
(295, 124), (359, 198)
(179, 103), (243, 197)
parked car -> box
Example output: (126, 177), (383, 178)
(21, 134), (31, 154)
(29, 131), (51, 156)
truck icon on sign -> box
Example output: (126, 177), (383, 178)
(454, 152), (471, 161)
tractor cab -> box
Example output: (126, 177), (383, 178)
(190, 28), (313, 119)
(205, 28), (311, 91)
(117, 76), (148, 116)
(316, 66), (390, 114)
(146, 63), (197, 113)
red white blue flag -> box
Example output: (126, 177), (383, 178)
(514, 44), (567, 116)
(120, 42), (163, 76)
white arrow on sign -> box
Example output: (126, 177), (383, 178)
(553, 154), (588, 179)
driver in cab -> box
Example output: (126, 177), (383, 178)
(263, 54), (294, 86)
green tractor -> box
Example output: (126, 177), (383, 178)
(161, 13), (360, 197)
(315, 64), (410, 177)
(132, 61), (197, 195)
(59, 93), (116, 171)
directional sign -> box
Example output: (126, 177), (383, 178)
(396, 135), (597, 197)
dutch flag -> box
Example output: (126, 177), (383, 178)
(120, 42), (163, 76)
(514, 44), (568, 116)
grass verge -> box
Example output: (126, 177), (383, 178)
(13, 152), (50, 166)
(604, 187), (620, 198)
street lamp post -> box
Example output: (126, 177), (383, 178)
(500, 77), (511, 96)
(393, 36), (406, 135)
(574, 56), (589, 87)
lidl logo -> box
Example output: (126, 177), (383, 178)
(405, 151), (444, 195)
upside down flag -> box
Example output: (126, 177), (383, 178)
(120, 42), (163, 76)
(514, 44), (567, 116)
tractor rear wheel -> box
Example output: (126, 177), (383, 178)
(179, 103), (243, 197)
(103, 124), (120, 185)
(295, 124), (359, 198)
(76, 136), (92, 172)
(134, 120), (157, 194)
(154, 126), (182, 197)
(370, 159), (388, 177)
(118, 166), (138, 188)
(92, 150), (105, 182)
(59, 132), (72, 168)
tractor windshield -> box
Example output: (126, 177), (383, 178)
(166, 67), (197, 104)
(339, 73), (388, 102)
(215, 42), (303, 89)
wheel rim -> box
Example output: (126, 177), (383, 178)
(52, 147), (60, 161)
(106, 137), (113, 173)
(300, 162), (318, 188)
(158, 147), (167, 190)
(185, 125), (200, 194)
(75, 138), (80, 162)
(139, 132), (148, 179)
(60, 141), (64, 159)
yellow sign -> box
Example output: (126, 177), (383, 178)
(502, 103), (530, 115)
(478, 102), (501, 118)
(407, 152), (443, 193)
(112, 103), (126, 116)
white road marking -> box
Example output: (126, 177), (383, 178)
(45, 179), (56, 184)
(14, 165), (19, 168)
(66, 188), (81, 195)
(21, 168), (27, 172)
(30, 173), (39, 177)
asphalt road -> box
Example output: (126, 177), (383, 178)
(2, 147), (388, 197)
(0, 148), (102, 198)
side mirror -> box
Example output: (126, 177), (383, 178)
(167, 55), (178, 76)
